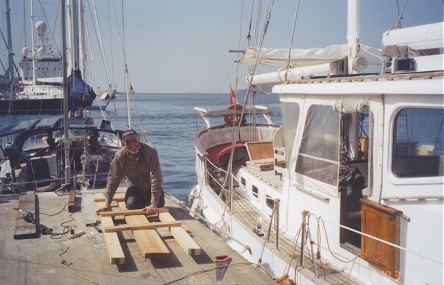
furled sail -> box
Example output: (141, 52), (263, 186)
(67, 70), (97, 112)
(239, 44), (381, 67)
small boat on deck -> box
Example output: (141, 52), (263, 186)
(189, 1), (443, 284)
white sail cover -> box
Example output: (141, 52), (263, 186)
(240, 44), (381, 67)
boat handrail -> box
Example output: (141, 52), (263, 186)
(195, 105), (272, 117)
(286, 70), (443, 85)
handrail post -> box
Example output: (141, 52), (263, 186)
(275, 198), (280, 250)
(203, 156), (208, 185)
(299, 210), (309, 267)
(229, 172), (233, 211)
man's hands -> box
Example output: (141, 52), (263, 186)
(95, 205), (111, 215)
(143, 205), (158, 215)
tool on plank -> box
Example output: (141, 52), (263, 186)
(14, 208), (35, 223)
(86, 222), (102, 233)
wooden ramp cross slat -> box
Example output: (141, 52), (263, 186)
(100, 208), (169, 217)
(102, 220), (181, 233)
(93, 192), (125, 203)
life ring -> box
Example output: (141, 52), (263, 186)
(224, 104), (245, 126)
(13, 83), (23, 92)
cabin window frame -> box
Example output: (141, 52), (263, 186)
(241, 177), (246, 187)
(281, 101), (300, 166)
(252, 185), (259, 199)
(391, 107), (444, 179)
(294, 104), (340, 197)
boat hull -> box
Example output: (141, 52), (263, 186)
(0, 92), (115, 115)
(0, 98), (63, 115)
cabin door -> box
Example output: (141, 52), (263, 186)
(338, 109), (370, 249)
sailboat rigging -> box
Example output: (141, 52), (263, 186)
(0, 0), (116, 115)
(189, 1), (443, 284)
(0, 0), (139, 194)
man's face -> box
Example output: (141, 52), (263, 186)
(123, 136), (140, 155)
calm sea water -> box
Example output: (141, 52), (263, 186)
(0, 92), (282, 201)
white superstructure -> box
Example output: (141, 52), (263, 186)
(190, 1), (443, 284)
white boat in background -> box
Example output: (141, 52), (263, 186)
(0, 0), (115, 115)
(0, 0), (129, 194)
(189, 1), (443, 284)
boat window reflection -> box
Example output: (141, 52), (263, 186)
(281, 102), (300, 166)
(392, 108), (444, 177)
(23, 134), (51, 151)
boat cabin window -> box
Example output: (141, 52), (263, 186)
(96, 132), (120, 148)
(252, 185), (259, 198)
(281, 102), (300, 165)
(23, 133), (55, 151)
(392, 108), (444, 178)
(0, 149), (4, 161)
(266, 195), (274, 209)
(0, 136), (14, 158)
(296, 105), (339, 186)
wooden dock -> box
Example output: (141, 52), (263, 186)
(0, 189), (275, 285)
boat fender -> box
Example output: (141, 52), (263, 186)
(224, 104), (245, 126)
(274, 275), (296, 285)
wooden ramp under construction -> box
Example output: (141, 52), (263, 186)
(0, 190), (275, 284)
(94, 193), (201, 264)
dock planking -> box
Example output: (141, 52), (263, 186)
(0, 190), (275, 284)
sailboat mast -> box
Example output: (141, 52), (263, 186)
(121, 0), (131, 128)
(79, 0), (87, 78)
(69, 0), (80, 72)
(29, 0), (36, 86)
(347, 0), (360, 74)
(5, 0), (14, 87)
(62, 0), (70, 185)
(346, 0), (361, 158)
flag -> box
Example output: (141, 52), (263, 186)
(229, 85), (237, 105)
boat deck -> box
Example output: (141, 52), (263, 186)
(243, 164), (285, 190)
(232, 164), (361, 285)
(0, 189), (275, 285)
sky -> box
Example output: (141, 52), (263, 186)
(1, 0), (443, 93)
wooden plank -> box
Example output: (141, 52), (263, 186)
(68, 191), (76, 212)
(100, 208), (168, 217)
(103, 221), (181, 233)
(159, 212), (202, 256)
(14, 193), (37, 239)
(117, 202), (170, 258)
(93, 192), (125, 202)
(95, 216), (125, 224)
(96, 202), (125, 264)
(246, 158), (274, 171)
(245, 141), (274, 160)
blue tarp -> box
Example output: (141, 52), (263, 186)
(67, 70), (97, 112)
